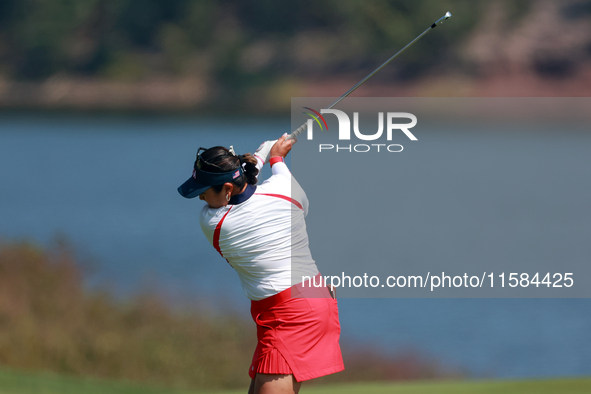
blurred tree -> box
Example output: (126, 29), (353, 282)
(5, 0), (588, 109)
(0, 0), (506, 81)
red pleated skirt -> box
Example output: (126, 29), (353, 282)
(249, 276), (345, 381)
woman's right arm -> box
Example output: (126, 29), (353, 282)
(268, 133), (295, 178)
(268, 134), (309, 215)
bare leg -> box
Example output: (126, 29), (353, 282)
(253, 373), (301, 394)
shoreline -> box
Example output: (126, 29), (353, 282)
(1, 70), (589, 115)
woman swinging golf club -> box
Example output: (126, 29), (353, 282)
(178, 134), (344, 394)
(177, 12), (454, 392)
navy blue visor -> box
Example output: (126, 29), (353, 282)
(178, 148), (243, 199)
(178, 166), (243, 199)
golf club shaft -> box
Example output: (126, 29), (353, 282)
(288, 12), (452, 140)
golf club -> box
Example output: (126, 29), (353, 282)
(288, 11), (452, 140)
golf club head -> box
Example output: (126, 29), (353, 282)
(432, 12), (453, 27)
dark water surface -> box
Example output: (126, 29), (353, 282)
(1, 113), (590, 379)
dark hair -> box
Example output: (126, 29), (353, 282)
(197, 146), (259, 193)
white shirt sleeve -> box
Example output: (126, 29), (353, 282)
(271, 161), (291, 177)
(271, 161), (309, 216)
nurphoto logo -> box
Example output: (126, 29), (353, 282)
(302, 108), (418, 153)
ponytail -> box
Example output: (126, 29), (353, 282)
(238, 153), (259, 186)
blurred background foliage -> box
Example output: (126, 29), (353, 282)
(0, 0), (589, 112)
(0, 0), (480, 80)
(0, 241), (254, 389)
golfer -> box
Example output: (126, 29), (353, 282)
(178, 134), (344, 394)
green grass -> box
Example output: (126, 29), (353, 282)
(0, 367), (210, 394)
(0, 368), (590, 394)
(304, 379), (591, 394)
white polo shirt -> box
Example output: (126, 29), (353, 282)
(199, 162), (319, 300)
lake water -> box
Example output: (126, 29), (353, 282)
(0, 113), (590, 379)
